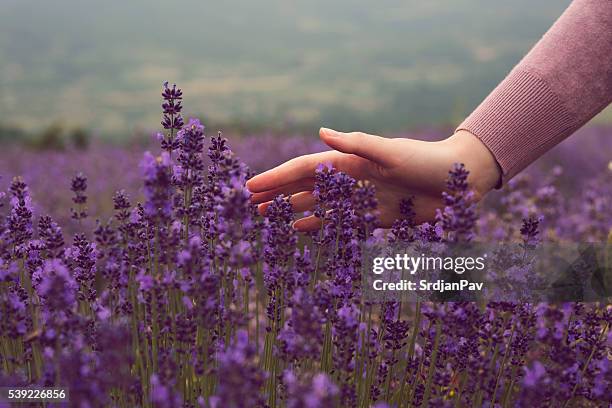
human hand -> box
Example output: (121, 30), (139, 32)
(246, 128), (501, 232)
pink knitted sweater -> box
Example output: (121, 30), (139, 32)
(457, 0), (612, 182)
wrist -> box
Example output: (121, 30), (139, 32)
(441, 130), (501, 197)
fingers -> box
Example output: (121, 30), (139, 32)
(257, 191), (316, 216)
(250, 179), (315, 204)
(288, 191), (317, 212)
(319, 127), (392, 166)
(256, 192), (321, 232)
(247, 127), (389, 196)
(292, 215), (322, 232)
(246, 152), (336, 193)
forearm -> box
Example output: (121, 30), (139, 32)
(457, 0), (612, 182)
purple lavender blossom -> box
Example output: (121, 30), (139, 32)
(520, 215), (541, 249)
(37, 258), (77, 310)
(6, 177), (33, 255)
(38, 215), (64, 257)
(277, 288), (324, 361)
(389, 197), (416, 243)
(160, 81), (184, 153)
(283, 370), (339, 407)
(435, 163), (477, 242)
(213, 330), (267, 408)
(70, 172), (88, 221)
(141, 151), (174, 222)
(352, 180), (379, 240)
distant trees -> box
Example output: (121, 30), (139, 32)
(0, 122), (90, 150)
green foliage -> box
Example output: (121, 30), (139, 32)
(70, 127), (90, 150)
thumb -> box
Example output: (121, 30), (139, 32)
(319, 127), (391, 165)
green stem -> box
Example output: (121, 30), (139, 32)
(420, 319), (442, 407)
(501, 366), (517, 408)
(312, 221), (325, 286)
(491, 321), (516, 405)
(562, 322), (609, 408)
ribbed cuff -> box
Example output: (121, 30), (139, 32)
(456, 68), (577, 183)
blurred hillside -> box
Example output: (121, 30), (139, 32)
(4, 0), (608, 139)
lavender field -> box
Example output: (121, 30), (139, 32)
(0, 84), (610, 407)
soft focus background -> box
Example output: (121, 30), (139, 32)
(0, 0), (610, 223)
(5, 0), (612, 138)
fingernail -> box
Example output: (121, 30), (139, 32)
(321, 127), (338, 137)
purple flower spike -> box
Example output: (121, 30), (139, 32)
(160, 82), (184, 152)
(213, 330), (267, 408)
(70, 172), (88, 221)
(435, 163), (477, 242)
(141, 152), (174, 222)
(283, 369), (339, 408)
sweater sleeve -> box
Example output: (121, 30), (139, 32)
(456, 0), (612, 182)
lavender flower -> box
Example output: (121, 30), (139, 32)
(435, 163), (477, 242)
(160, 81), (184, 153)
(141, 151), (173, 222)
(520, 215), (541, 250)
(352, 180), (378, 240)
(277, 288), (323, 361)
(389, 197), (416, 243)
(283, 370), (339, 407)
(38, 215), (64, 257)
(70, 172), (88, 221)
(37, 258), (77, 311)
(6, 177), (33, 256)
(213, 330), (267, 408)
